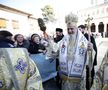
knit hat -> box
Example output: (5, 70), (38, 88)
(0, 30), (13, 38)
(31, 33), (40, 41)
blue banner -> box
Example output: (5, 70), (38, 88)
(30, 53), (57, 82)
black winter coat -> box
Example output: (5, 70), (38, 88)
(0, 38), (15, 48)
(28, 41), (45, 54)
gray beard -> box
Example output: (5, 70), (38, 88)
(69, 33), (76, 42)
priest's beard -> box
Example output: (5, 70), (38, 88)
(67, 33), (76, 60)
(68, 32), (76, 43)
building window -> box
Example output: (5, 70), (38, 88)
(92, 11), (95, 15)
(0, 18), (7, 28)
(12, 20), (19, 30)
(91, 23), (96, 32)
(104, 0), (108, 3)
(101, 8), (104, 14)
(106, 7), (108, 13)
(98, 22), (104, 37)
(91, 0), (93, 5)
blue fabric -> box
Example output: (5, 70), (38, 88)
(30, 53), (57, 82)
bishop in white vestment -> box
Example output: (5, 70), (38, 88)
(46, 12), (95, 90)
(59, 12), (94, 90)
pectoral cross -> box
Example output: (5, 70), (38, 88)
(85, 14), (93, 41)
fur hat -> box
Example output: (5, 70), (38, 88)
(65, 12), (78, 27)
(56, 28), (63, 32)
(0, 30), (13, 38)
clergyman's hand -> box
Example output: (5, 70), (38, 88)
(87, 42), (93, 50)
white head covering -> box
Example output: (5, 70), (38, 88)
(65, 12), (78, 27)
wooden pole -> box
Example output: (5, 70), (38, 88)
(85, 14), (93, 90)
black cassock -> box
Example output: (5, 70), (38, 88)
(84, 33), (97, 90)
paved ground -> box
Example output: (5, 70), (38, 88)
(43, 78), (60, 90)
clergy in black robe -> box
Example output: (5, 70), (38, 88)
(78, 25), (97, 90)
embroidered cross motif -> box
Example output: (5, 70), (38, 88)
(61, 42), (66, 54)
(78, 42), (86, 56)
(14, 58), (27, 74)
(79, 48), (85, 56)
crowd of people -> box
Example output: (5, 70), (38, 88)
(0, 12), (107, 90)
(0, 31), (47, 54)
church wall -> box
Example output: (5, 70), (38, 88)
(77, 3), (108, 37)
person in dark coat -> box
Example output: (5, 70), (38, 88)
(28, 34), (46, 54)
(0, 30), (15, 48)
(78, 25), (97, 90)
(54, 28), (64, 43)
(54, 28), (64, 90)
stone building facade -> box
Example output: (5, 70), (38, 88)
(0, 4), (41, 37)
(77, 1), (108, 37)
